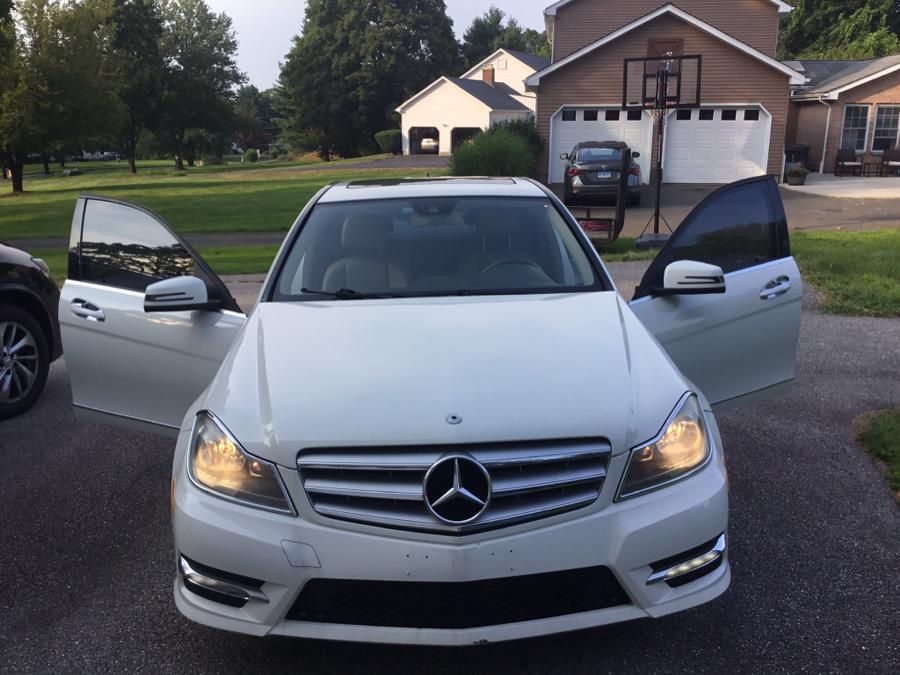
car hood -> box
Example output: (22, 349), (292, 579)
(201, 292), (688, 466)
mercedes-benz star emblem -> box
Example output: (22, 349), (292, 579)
(423, 455), (491, 525)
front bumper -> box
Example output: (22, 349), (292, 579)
(172, 427), (729, 645)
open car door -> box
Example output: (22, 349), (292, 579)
(60, 196), (246, 436)
(629, 176), (802, 408)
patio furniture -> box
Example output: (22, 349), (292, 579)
(835, 149), (863, 176)
(863, 160), (883, 177)
(882, 147), (900, 176)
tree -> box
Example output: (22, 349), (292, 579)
(233, 85), (279, 151)
(105, 0), (167, 174)
(157, 0), (243, 170)
(780, 0), (900, 59)
(277, 0), (461, 160)
(461, 6), (549, 68)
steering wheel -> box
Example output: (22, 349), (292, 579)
(480, 258), (544, 276)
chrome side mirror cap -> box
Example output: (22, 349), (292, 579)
(144, 276), (212, 313)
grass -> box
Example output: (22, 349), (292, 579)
(0, 155), (402, 241)
(854, 409), (900, 500)
(792, 229), (900, 317)
(596, 237), (657, 262)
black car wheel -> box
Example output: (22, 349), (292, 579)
(0, 303), (50, 421)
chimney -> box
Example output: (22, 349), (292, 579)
(482, 66), (495, 86)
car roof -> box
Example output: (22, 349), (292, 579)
(576, 141), (627, 149)
(318, 177), (548, 203)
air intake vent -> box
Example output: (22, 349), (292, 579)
(297, 438), (611, 534)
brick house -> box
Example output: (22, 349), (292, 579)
(784, 55), (900, 174)
(525, 1), (806, 185)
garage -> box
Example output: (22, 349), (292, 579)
(549, 107), (653, 184)
(663, 105), (771, 183)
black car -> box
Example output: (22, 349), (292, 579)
(561, 141), (642, 206)
(0, 243), (63, 420)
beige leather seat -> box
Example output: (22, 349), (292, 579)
(322, 214), (408, 291)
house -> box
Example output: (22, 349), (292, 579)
(396, 49), (550, 156)
(784, 55), (900, 173)
(526, 0), (806, 185)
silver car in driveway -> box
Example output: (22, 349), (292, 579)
(58, 176), (801, 644)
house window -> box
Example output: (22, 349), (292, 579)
(744, 109), (760, 121)
(699, 109), (714, 121)
(627, 110), (643, 121)
(676, 109), (692, 121)
(873, 105), (900, 152)
(583, 110), (598, 121)
(841, 105), (870, 152)
(605, 110), (620, 121)
(721, 109), (737, 121)
(562, 110), (576, 121)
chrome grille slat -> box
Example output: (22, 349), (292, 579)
(298, 438), (611, 535)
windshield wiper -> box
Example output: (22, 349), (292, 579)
(301, 287), (393, 300)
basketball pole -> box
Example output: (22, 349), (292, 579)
(637, 67), (672, 248)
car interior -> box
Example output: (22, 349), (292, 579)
(277, 198), (598, 298)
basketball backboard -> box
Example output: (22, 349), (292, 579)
(623, 55), (702, 110)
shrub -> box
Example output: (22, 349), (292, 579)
(450, 128), (537, 177)
(375, 129), (402, 155)
(491, 118), (543, 159)
(787, 166), (810, 176)
(269, 146), (281, 159)
(243, 148), (259, 163)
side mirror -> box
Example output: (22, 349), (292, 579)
(559, 153), (569, 160)
(632, 151), (641, 159)
(144, 276), (213, 313)
(661, 260), (726, 295)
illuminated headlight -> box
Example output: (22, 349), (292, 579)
(618, 394), (710, 500)
(188, 411), (295, 514)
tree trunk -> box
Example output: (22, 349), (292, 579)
(0, 155), (7, 180)
(129, 154), (137, 174)
(59, 155), (66, 169)
(174, 130), (186, 171)
(11, 161), (24, 193)
(41, 153), (50, 175)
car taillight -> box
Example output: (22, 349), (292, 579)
(629, 166), (640, 176)
(567, 167), (580, 177)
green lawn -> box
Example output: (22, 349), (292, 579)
(1, 156), (401, 240)
(854, 409), (900, 499)
(792, 229), (900, 317)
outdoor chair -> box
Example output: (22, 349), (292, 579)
(882, 147), (900, 176)
(834, 149), (863, 176)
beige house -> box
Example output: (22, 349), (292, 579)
(526, 0), (806, 184)
(785, 55), (900, 173)
(396, 49), (549, 156)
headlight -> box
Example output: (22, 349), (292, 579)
(617, 394), (710, 500)
(188, 412), (295, 514)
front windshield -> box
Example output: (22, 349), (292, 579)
(272, 196), (603, 300)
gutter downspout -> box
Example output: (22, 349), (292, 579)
(816, 97), (832, 174)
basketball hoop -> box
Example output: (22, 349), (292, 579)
(623, 55), (703, 247)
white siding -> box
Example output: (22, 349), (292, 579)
(400, 81), (491, 155)
(464, 52), (538, 111)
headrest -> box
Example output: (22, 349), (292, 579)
(341, 213), (393, 254)
(467, 207), (522, 249)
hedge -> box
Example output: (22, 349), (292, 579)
(450, 128), (537, 177)
(375, 129), (402, 155)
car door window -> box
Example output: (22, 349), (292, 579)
(71, 198), (240, 312)
(634, 177), (788, 299)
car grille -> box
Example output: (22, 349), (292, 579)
(286, 566), (629, 628)
(296, 438), (611, 534)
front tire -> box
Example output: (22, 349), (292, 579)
(0, 303), (50, 421)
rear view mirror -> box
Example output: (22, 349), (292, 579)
(559, 153), (569, 160)
(632, 151), (641, 159)
(144, 276), (212, 313)
(662, 260), (726, 295)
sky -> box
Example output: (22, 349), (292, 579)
(204, 0), (549, 89)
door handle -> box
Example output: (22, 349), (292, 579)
(760, 276), (792, 300)
(70, 299), (106, 322)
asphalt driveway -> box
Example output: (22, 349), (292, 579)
(1, 263), (898, 674)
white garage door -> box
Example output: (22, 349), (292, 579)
(664, 106), (771, 183)
(549, 107), (653, 184)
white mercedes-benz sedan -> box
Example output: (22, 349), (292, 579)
(59, 176), (801, 645)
